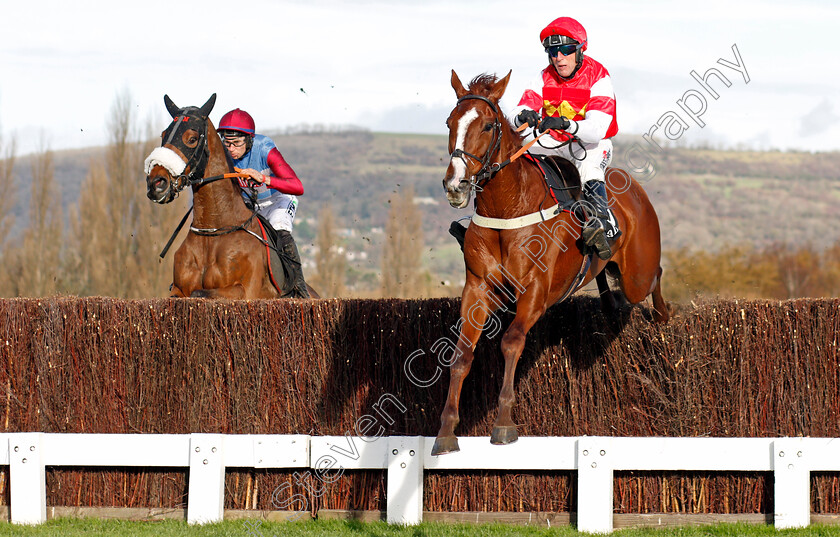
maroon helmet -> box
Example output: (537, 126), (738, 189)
(218, 108), (256, 137)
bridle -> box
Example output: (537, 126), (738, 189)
(150, 108), (211, 203)
(449, 95), (505, 190)
(449, 95), (563, 193)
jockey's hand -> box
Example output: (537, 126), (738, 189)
(239, 167), (267, 185)
(516, 109), (540, 128)
(538, 116), (571, 133)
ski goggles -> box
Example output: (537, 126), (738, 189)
(546, 43), (583, 57)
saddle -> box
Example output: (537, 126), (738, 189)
(524, 153), (582, 210)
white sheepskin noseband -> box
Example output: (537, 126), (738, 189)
(144, 147), (187, 176)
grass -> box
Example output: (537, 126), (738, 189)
(3, 520), (840, 537)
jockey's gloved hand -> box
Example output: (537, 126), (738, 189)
(538, 116), (571, 133)
(516, 109), (540, 128)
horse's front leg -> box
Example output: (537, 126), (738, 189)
(432, 275), (492, 456)
(190, 254), (256, 299)
(191, 283), (246, 299)
(491, 285), (546, 445)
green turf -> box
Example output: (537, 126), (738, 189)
(3, 520), (840, 537)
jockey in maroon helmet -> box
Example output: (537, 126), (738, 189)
(218, 108), (311, 298)
(511, 17), (620, 260)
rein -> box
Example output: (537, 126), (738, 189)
(157, 171), (262, 259)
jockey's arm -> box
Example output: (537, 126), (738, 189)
(570, 76), (617, 144)
(264, 148), (304, 195)
(567, 110), (612, 144)
(510, 74), (617, 144)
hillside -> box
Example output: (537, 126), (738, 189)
(7, 132), (840, 292)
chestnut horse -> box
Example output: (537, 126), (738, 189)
(432, 72), (668, 455)
(145, 94), (316, 299)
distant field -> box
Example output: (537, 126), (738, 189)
(9, 132), (839, 294)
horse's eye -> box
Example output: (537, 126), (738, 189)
(483, 123), (494, 132)
(183, 132), (199, 148)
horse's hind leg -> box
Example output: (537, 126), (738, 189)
(649, 266), (669, 323)
(596, 270), (617, 317)
(491, 289), (544, 446)
(615, 259), (669, 324)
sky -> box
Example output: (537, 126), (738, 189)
(2, 0), (839, 156)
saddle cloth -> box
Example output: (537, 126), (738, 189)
(255, 215), (291, 296)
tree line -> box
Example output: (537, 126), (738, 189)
(663, 243), (840, 303)
(0, 92), (186, 298)
(0, 93), (430, 299)
(1, 94), (836, 301)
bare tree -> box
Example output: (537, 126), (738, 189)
(311, 204), (346, 297)
(67, 90), (186, 297)
(0, 140), (63, 296)
(0, 132), (16, 248)
(381, 185), (426, 298)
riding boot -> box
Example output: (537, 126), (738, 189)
(580, 180), (621, 261)
(276, 230), (311, 298)
(449, 220), (468, 252)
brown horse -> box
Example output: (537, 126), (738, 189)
(432, 71), (669, 455)
(145, 94), (316, 299)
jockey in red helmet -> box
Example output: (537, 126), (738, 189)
(511, 17), (620, 260)
(217, 108), (311, 298)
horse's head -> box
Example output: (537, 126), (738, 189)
(442, 70), (511, 209)
(144, 94), (216, 204)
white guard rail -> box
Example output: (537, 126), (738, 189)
(3, 433), (840, 533)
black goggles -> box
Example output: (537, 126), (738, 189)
(546, 43), (583, 57)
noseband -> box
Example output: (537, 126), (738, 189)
(450, 95), (504, 188)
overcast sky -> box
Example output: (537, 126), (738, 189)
(2, 0), (839, 155)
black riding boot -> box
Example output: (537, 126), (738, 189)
(276, 230), (311, 298)
(449, 220), (468, 252)
(581, 180), (621, 261)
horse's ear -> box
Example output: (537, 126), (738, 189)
(451, 70), (468, 99)
(199, 93), (217, 118)
(489, 70), (512, 103)
(163, 95), (180, 118)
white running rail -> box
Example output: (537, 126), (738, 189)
(4, 433), (840, 533)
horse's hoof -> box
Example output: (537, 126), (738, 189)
(490, 426), (519, 445)
(190, 289), (211, 298)
(431, 436), (460, 456)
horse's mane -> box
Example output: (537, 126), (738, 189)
(467, 74), (524, 144)
(221, 143), (236, 172)
(467, 74), (499, 95)
(220, 143), (245, 197)
(204, 117), (243, 196)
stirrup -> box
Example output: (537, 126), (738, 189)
(582, 219), (612, 260)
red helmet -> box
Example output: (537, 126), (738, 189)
(218, 108), (255, 136)
(540, 17), (588, 51)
